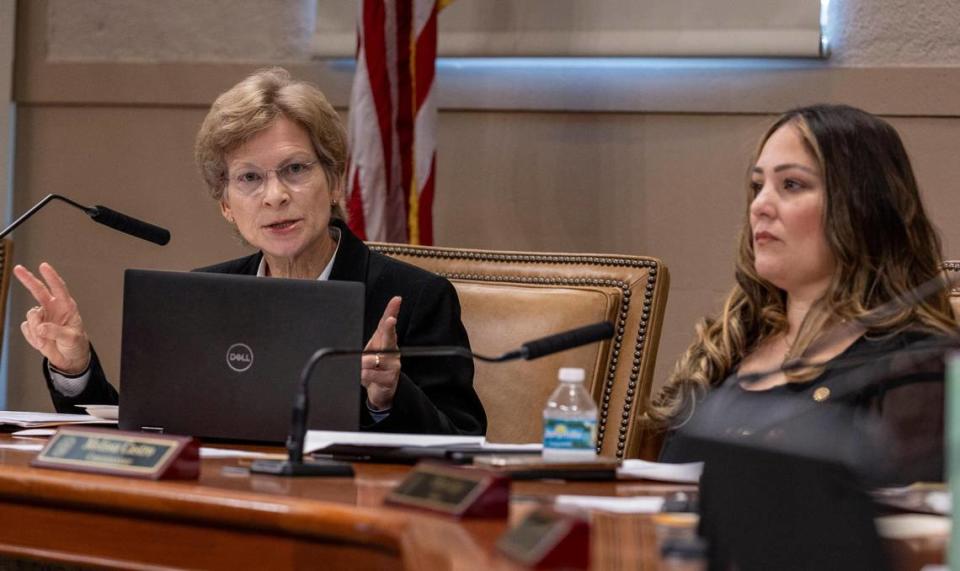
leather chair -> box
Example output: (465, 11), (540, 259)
(369, 243), (670, 460)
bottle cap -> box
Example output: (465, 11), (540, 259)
(558, 367), (586, 382)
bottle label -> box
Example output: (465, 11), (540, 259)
(543, 418), (597, 451)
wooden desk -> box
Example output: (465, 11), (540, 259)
(0, 435), (687, 570)
(0, 435), (946, 570)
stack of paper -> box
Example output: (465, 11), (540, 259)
(305, 430), (484, 453)
(0, 411), (117, 429)
(554, 495), (666, 514)
(617, 459), (703, 483)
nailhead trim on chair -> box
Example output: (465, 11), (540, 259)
(371, 245), (661, 459)
(944, 261), (960, 296)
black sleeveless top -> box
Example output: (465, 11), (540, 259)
(659, 330), (952, 485)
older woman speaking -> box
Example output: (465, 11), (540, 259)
(14, 67), (486, 436)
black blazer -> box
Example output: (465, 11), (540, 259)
(45, 219), (487, 436)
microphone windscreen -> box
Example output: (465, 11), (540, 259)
(89, 205), (171, 246)
(521, 321), (614, 360)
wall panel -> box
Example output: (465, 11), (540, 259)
(9, 106), (245, 410)
(12, 104), (960, 413)
(9, 0), (960, 420)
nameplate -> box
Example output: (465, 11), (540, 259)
(497, 508), (590, 568)
(32, 427), (200, 480)
(385, 463), (509, 518)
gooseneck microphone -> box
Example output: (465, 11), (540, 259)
(249, 321), (615, 476)
(0, 194), (171, 246)
(498, 321), (617, 361)
(87, 205), (171, 246)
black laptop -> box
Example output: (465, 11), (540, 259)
(694, 438), (890, 571)
(676, 386), (891, 571)
(118, 269), (363, 443)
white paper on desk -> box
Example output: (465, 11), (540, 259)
(555, 495), (665, 514)
(200, 447), (278, 459)
(305, 430), (484, 453)
(0, 442), (44, 451)
(481, 442), (542, 452)
(0, 410), (117, 428)
(12, 429), (56, 437)
(617, 460), (703, 484)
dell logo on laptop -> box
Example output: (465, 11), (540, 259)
(226, 343), (254, 373)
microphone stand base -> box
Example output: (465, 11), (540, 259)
(249, 458), (354, 477)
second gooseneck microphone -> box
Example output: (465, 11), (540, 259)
(0, 194), (171, 246)
(251, 321), (616, 476)
(518, 321), (615, 360)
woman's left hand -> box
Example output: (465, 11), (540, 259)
(362, 296), (402, 411)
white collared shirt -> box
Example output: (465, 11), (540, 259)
(255, 227), (340, 280)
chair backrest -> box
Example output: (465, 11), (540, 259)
(0, 239), (12, 353)
(369, 243), (670, 460)
(945, 261), (960, 316)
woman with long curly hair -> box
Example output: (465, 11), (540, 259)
(654, 104), (956, 484)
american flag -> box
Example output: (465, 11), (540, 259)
(347, 0), (447, 245)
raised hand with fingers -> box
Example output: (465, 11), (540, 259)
(13, 262), (92, 375)
(361, 296), (402, 411)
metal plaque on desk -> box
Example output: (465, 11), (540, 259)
(32, 426), (200, 480)
(385, 462), (509, 518)
(498, 507), (590, 569)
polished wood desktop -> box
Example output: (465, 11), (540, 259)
(0, 434), (687, 570)
(0, 435), (946, 570)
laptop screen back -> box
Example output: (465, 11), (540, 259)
(119, 269), (363, 443)
(695, 437), (889, 571)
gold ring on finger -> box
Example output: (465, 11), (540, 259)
(374, 353), (382, 369)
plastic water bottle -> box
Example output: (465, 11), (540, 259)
(542, 367), (598, 461)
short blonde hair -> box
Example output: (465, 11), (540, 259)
(194, 67), (347, 220)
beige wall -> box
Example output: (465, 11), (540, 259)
(0, 0), (13, 225)
(7, 1), (960, 412)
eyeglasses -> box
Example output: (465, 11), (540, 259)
(227, 160), (320, 197)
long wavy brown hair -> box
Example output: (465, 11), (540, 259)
(650, 104), (956, 426)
